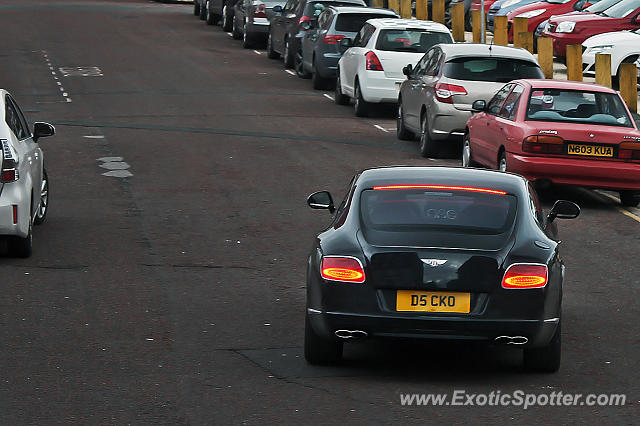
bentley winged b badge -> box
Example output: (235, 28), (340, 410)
(421, 259), (448, 267)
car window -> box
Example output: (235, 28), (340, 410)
(283, 0), (295, 12)
(425, 49), (443, 76)
(443, 58), (543, 83)
(335, 14), (393, 32)
(317, 9), (332, 29)
(526, 88), (633, 127)
(487, 84), (514, 116)
(498, 84), (524, 120)
(360, 24), (376, 46)
(5, 95), (29, 140)
(600, 0), (639, 18)
(412, 51), (432, 77)
(375, 29), (452, 53)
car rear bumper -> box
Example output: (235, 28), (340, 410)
(315, 52), (342, 79)
(359, 72), (403, 104)
(430, 105), (470, 141)
(0, 184), (30, 237)
(507, 152), (640, 191)
(308, 309), (559, 348)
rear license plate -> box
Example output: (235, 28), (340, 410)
(567, 144), (613, 157)
(396, 290), (471, 313)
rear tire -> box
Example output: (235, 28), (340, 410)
(266, 32), (280, 59)
(620, 190), (640, 207)
(354, 81), (369, 117)
(205, 1), (219, 25)
(199, 0), (206, 19)
(222, 5), (233, 31)
(232, 17), (242, 39)
(419, 113), (439, 158)
(295, 51), (311, 79)
(34, 169), (49, 225)
(334, 70), (349, 105)
(194, 0), (200, 16)
(311, 61), (328, 89)
(498, 150), (508, 172)
(304, 313), (343, 365)
(524, 321), (561, 373)
(461, 133), (477, 167)
(396, 100), (413, 140)
(242, 23), (253, 48)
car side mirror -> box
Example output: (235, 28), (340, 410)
(472, 100), (487, 111)
(33, 122), (55, 142)
(272, 5), (282, 13)
(307, 191), (335, 213)
(547, 200), (580, 223)
(402, 64), (413, 77)
(339, 37), (353, 52)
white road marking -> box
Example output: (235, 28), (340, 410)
(66, 98), (72, 103)
(97, 157), (123, 162)
(58, 66), (103, 77)
(227, 32), (233, 37)
(59, 87), (64, 92)
(56, 81), (62, 86)
(253, 50), (262, 55)
(323, 93), (333, 101)
(62, 92), (68, 97)
(284, 69), (295, 76)
(84, 135), (105, 139)
(374, 124), (389, 133)
(102, 170), (133, 178)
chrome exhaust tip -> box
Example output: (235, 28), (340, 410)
(335, 329), (368, 339)
(494, 335), (528, 345)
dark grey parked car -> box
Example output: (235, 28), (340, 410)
(298, 6), (399, 89)
(195, 0), (240, 31)
(266, 0), (366, 68)
(233, 0), (287, 48)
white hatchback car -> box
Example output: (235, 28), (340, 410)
(1, 89), (54, 257)
(335, 18), (453, 117)
(582, 29), (640, 82)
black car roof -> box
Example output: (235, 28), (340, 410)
(355, 166), (527, 196)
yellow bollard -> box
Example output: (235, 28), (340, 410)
(493, 16), (508, 46)
(433, 0), (445, 24)
(472, 10), (482, 43)
(595, 54), (612, 88)
(415, 0), (427, 20)
(513, 17), (528, 44)
(451, 3), (465, 42)
(537, 37), (554, 79)
(388, 0), (400, 15)
(400, 0), (412, 18)
(566, 44), (583, 82)
(514, 32), (529, 50)
(372, 0), (384, 7)
(619, 63), (638, 113)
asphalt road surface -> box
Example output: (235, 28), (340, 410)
(0, 1), (638, 423)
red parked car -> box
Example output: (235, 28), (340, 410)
(470, 0), (499, 15)
(463, 79), (640, 206)
(506, 0), (594, 43)
(542, 0), (640, 57)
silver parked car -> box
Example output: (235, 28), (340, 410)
(233, 0), (286, 48)
(397, 44), (543, 158)
(0, 90), (54, 257)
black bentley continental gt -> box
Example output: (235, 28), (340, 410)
(305, 167), (580, 372)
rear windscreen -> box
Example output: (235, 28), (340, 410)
(375, 29), (453, 53)
(443, 58), (543, 82)
(335, 14), (395, 32)
(360, 188), (517, 250)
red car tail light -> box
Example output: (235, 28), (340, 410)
(502, 263), (548, 289)
(1, 138), (19, 183)
(323, 34), (345, 45)
(321, 256), (365, 283)
(618, 142), (640, 160)
(253, 3), (267, 18)
(365, 51), (384, 71)
(522, 135), (564, 155)
(434, 83), (467, 103)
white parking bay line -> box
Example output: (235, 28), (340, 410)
(374, 124), (389, 133)
(323, 93), (333, 101)
(253, 50), (262, 55)
(284, 69), (295, 76)
(227, 32), (233, 37)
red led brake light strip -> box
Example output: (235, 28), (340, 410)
(372, 185), (507, 195)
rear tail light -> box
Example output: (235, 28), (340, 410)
(502, 263), (548, 289)
(618, 142), (640, 160)
(1, 138), (19, 183)
(434, 83), (467, 103)
(365, 51), (384, 71)
(321, 256), (365, 283)
(252, 3), (267, 18)
(522, 135), (564, 155)
(323, 34), (345, 45)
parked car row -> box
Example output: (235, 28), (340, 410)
(188, 0), (640, 209)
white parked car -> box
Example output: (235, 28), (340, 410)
(1, 89), (54, 257)
(582, 29), (640, 82)
(335, 18), (454, 117)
